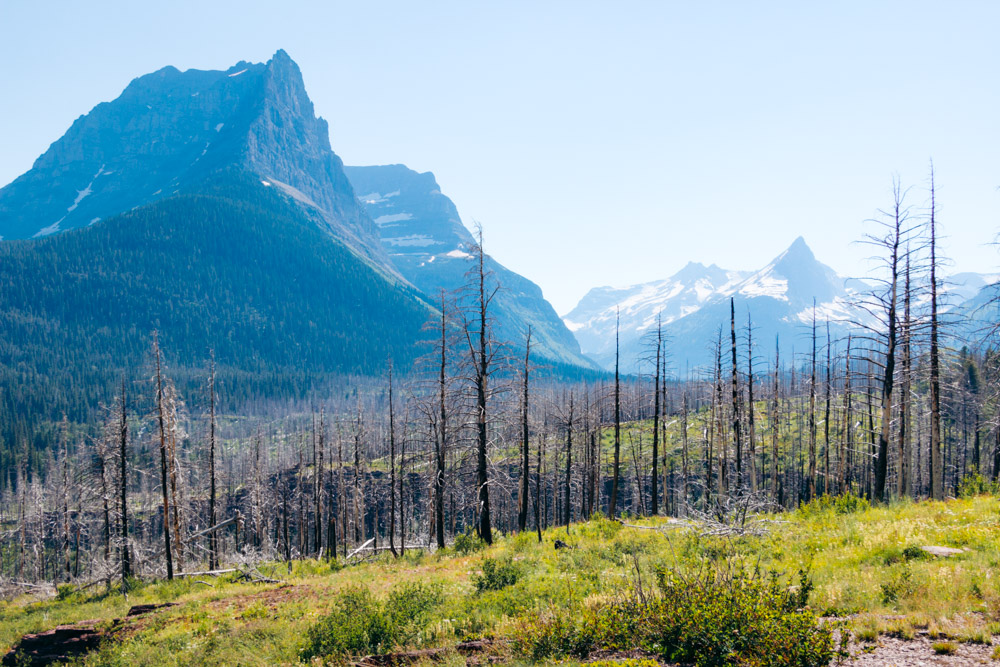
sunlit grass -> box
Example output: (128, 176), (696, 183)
(0, 495), (997, 665)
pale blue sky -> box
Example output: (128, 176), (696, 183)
(1, 1), (998, 313)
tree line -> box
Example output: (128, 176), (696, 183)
(0, 175), (998, 590)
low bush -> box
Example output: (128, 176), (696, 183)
(799, 493), (871, 517)
(453, 528), (486, 556)
(302, 582), (443, 660)
(880, 566), (917, 606)
(474, 557), (520, 593)
(958, 474), (1000, 498)
(512, 566), (834, 667)
(932, 641), (958, 655)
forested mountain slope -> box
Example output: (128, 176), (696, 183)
(0, 171), (433, 455)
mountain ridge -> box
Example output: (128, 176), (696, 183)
(345, 164), (598, 369)
(565, 237), (996, 371)
(0, 50), (395, 276)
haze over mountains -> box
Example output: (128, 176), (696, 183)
(565, 237), (998, 372)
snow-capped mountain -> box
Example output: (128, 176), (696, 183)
(566, 237), (873, 371)
(566, 237), (998, 371)
(345, 164), (597, 369)
(563, 262), (749, 362)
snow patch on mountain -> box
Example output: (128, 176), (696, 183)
(384, 234), (433, 247)
(374, 213), (413, 225)
(67, 165), (105, 213)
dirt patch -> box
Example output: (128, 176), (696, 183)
(205, 583), (314, 613)
(355, 639), (502, 666)
(1, 603), (177, 667)
(847, 635), (996, 665)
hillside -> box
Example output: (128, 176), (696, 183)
(3, 496), (998, 665)
(0, 170), (433, 440)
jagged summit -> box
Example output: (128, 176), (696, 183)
(0, 50), (390, 272)
(563, 236), (857, 369)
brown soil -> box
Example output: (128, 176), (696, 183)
(205, 582), (314, 613)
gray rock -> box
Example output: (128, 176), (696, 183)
(919, 545), (965, 558)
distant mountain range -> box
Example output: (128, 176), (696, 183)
(344, 164), (595, 369)
(564, 237), (999, 372)
(0, 50), (594, 436)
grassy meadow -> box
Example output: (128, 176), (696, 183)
(2, 494), (999, 665)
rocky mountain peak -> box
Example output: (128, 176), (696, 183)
(0, 51), (394, 275)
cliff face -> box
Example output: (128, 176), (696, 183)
(0, 51), (392, 273)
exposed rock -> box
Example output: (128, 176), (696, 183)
(2, 619), (106, 666)
(919, 545), (966, 558)
(0, 51), (395, 278)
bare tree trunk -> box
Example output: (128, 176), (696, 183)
(808, 303), (818, 500)
(118, 377), (131, 589)
(535, 425), (542, 542)
(681, 390), (690, 514)
(471, 235), (493, 545)
(166, 384), (183, 573)
(874, 184), (904, 503)
(842, 336), (853, 494)
(730, 298), (743, 488)
(771, 337), (782, 503)
(824, 322), (831, 496)
(388, 363), (398, 557)
(610, 309), (622, 517)
(564, 393), (573, 530)
(208, 355), (218, 570)
(152, 335), (174, 580)
(929, 169), (944, 500)
(899, 254), (912, 497)
(435, 292), (448, 549)
(746, 312), (757, 492)
(651, 315), (661, 514)
(518, 328), (532, 532)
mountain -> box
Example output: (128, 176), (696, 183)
(0, 51), (452, 443)
(563, 262), (748, 363)
(0, 50), (393, 275)
(567, 237), (1000, 372)
(565, 237), (868, 371)
(0, 51), (606, 447)
(344, 164), (598, 369)
(0, 171), (433, 430)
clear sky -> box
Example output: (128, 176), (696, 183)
(1, 1), (998, 313)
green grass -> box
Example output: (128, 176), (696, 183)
(1, 495), (998, 665)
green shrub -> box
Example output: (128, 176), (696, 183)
(474, 557), (520, 593)
(958, 474), (1000, 498)
(932, 641), (958, 655)
(799, 493), (870, 517)
(512, 567), (834, 667)
(302, 586), (391, 659)
(880, 566), (917, 606)
(453, 527), (485, 556)
(384, 581), (444, 644)
(302, 582), (443, 660)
